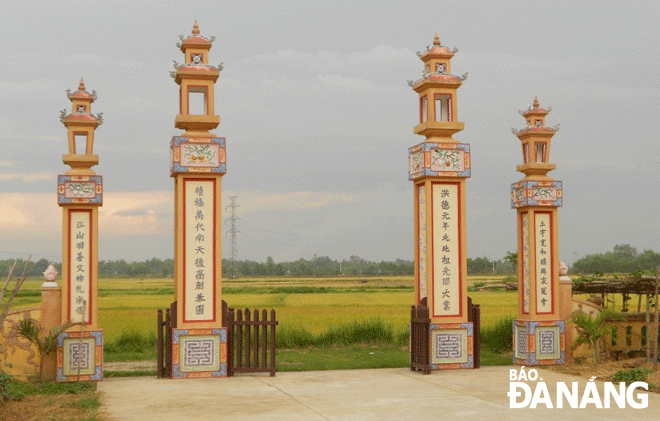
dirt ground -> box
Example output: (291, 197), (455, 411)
(545, 357), (660, 392)
(105, 360), (156, 372)
(0, 392), (109, 421)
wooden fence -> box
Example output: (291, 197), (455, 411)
(224, 306), (278, 377)
(410, 297), (481, 373)
(410, 303), (431, 374)
(156, 301), (176, 378)
(468, 297), (481, 369)
(157, 301), (278, 378)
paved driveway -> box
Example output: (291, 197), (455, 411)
(99, 367), (659, 420)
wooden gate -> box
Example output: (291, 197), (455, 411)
(468, 297), (481, 369)
(157, 300), (278, 378)
(410, 303), (431, 374)
(156, 301), (176, 378)
(224, 305), (278, 377)
(410, 297), (481, 373)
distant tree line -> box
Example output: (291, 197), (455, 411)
(571, 244), (660, 274)
(1, 254), (517, 279)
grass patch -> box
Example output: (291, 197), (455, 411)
(612, 367), (652, 384)
(66, 395), (100, 409)
(277, 318), (395, 348)
(481, 316), (514, 352)
(0, 373), (99, 421)
(104, 351), (156, 362)
(481, 348), (513, 366)
(104, 330), (157, 354)
(104, 370), (157, 378)
(277, 344), (409, 371)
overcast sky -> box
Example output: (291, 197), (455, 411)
(1, 1), (659, 265)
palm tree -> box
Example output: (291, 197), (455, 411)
(571, 308), (623, 364)
(16, 318), (71, 383)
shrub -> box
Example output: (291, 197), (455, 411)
(612, 368), (652, 384)
(317, 318), (394, 346)
(104, 330), (157, 354)
(276, 326), (315, 348)
(276, 319), (397, 348)
(481, 316), (514, 351)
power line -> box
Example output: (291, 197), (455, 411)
(224, 196), (240, 278)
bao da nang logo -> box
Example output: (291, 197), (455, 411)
(508, 367), (648, 409)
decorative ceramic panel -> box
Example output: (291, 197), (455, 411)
(432, 183), (461, 317)
(511, 180), (562, 208)
(521, 214), (530, 314)
(58, 175), (103, 205)
(514, 323), (528, 360)
(68, 210), (92, 324)
(535, 326), (560, 360)
(183, 179), (216, 322)
(418, 185), (427, 302)
(429, 323), (473, 369)
(56, 330), (103, 382)
(171, 136), (226, 175)
(172, 328), (227, 378)
(534, 212), (553, 314)
(513, 320), (565, 365)
(408, 142), (470, 180)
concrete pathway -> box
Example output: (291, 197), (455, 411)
(99, 367), (659, 420)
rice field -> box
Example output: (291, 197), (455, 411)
(94, 276), (518, 343)
(12, 276), (519, 343)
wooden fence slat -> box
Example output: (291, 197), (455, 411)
(157, 309), (164, 378)
(410, 304), (430, 374)
(165, 307), (173, 378)
(474, 303), (481, 369)
(270, 309), (276, 376)
(245, 308), (251, 369)
(262, 309), (268, 369)
(237, 309), (243, 369)
(253, 309), (259, 369)
(228, 307), (235, 377)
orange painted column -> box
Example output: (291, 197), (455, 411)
(408, 34), (473, 369)
(511, 97), (565, 365)
(40, 267), (61, 382)
(169, 22), (227, 378)
(56, 79), (104, 382)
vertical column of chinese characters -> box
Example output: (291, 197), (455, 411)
(418, 185), (427, 303)
(194, 185), (206, 316)
(71, 212), (89, 324)
(536, 214), (550, 313)
(522, 214), (530, 313)
(439, 188), (452, 314)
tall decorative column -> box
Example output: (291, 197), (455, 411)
(408, 34), (473, 370)
(56, 79), (104, 382)
(511, 97), (565, 365)
(169, 22), (227, 378)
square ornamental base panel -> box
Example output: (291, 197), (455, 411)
(172, 328), (227, 378)
(56, 330), (103, 382)
(513, 320), (565, 365)
(430, 323), (473, 370)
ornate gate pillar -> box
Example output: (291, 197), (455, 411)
(169, 22), (228, 378)
(408, 34), (473, 370)
(56, 79), (104, 382)
(511, 97), (566, 365)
